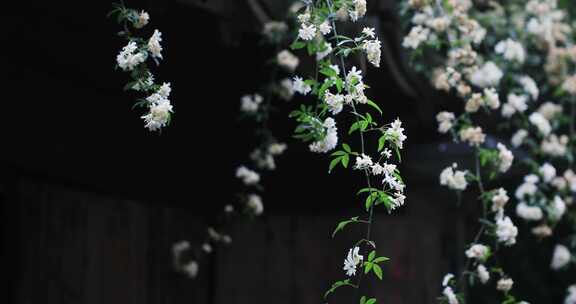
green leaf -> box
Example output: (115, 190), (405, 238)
(320, 67), (337, 78)
(365, 192), (376, 211)
(373, 256), (390, 263)
(329, 156), (343, 173)
(368, 250), (376, 262)
(331, 150), (347, 156)
(332, 217), (359, 237)
(366, 298), (377, 304)
(372, 264), (383, 280)
(324, 279), (354, 299)
(360, 296), (367, 304)
(366, 99), (384, 115)
(377, 135), (386, 152)
(341, 154), (349, 168)
(364, 262), (373, 274)
(357, 187), (378, 195)
(342, 143), (352, 153)
(394, 146), (402, 162)
(349, 121), (361, 135)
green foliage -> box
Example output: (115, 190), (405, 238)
(332, 216), (360, 237)
(363, 250), (389, 279)
(329, 143), (355, 173)
(324, 279), (355, 299)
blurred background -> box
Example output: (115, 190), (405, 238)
(0, 1), (570, 303)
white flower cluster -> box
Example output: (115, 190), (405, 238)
(236, 166), (260, 185)
(496, 143), (514, 173)
(240, 94), (263, 113)
(343, 246), (363, 276)
(309, 117), (338, 153)
(116, 41), (146, 71)
(277, 50), (299, 72)
(141, 83), (174, 131)
(440, 163), (468, 191)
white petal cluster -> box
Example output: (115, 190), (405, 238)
(459, 126), (486, 146)
(246, 194), (264, 215)
(541, 134), (569, 157)
(142, 84), (173, 131)
(551, 244), (571, 270)
(442, 287), (459, 304)
(497, 143), (514, 173)
(440, 163), (468, 191)
(402, 25), (430, 49)
(385, 118), (408, 149)
(470, 61), (503, 88)
(309, 117), (338, 153)
(343, 246), (364, 276)
(116, 41), (146, 71)
(240, 94), (263, 113)
(262, 21), (288, 39)
(565, 285), (576, 304)
(354, 154), (373, 170)
(502, 93), (528, 118)
(496, 277), (514, 292)
(532, 224), (553, 238)
(538, 102), (563, 120)
(324, 91), (345, 115)
(477, 264), (490, 284)
(483, 88), (501, 109)
(236, 166), (260, 185)
(465, 244), (489, 260)
(529, 112), (552, 136)
(539, 162), (557, 183)
(515, 202), (543, 221)
(495, 215), (518, 246)
(363, 38), (381, 67)
(134, 10), (150, 29)
(492, 188), (510, 212)
(319, 21), (332, 35)
(147, 29), (163, 59)
(277, 50), (299, 72)
(549, 195), (566, 221)
(511, 129), (528, 147)
(518, 76), (539, 100)
(349, 0), (367, 22)
(515, 174), (539, 200)
(298, 23), (316, 41)
(436, 111), (456, 134)
(293, 76), (312, 95)
(495, 39), (526, 63)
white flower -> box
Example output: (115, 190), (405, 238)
(440, 163), (468, 191)
(354, 154), (373, 169)
(349, 0), (367, 22)
(319, 21), (332, 35)
(297, 12), (310, 24)
(442, 273), (455, 286)
(532, 224), (553, 238)
(362, 27), (376, 38)
(236, 166), (260, 185)
(268, 143), (287, 155)
(316, 42), (333, 61)
(549, 195), (566, 221)
(515, 174), (539, 199)
(492, 188), (509, 212)
(385, 118), (407, 149)
(563, 75), (576, 96)
(142, 96), (173, 131)
(172, 240), (190, 255)
(551, 244), (571, 270)
(202, 243), (212, 253)
(277, 50), (299, 72)
(511, 129), (528, 147)
(298, 23), (316, 41)
(132, 73), (154, 91)
(246, 194), (264, 215)
(443, 287), (459, 304)
(541, 134), (569, 157)
(402, 25), (430, 49)
(240, 94), (263, 113)
(465, 93), (483, 113)
(116, 41), (146, 71)
(539, 163), (557, 182)
(538, 102), (563, 120)
(497, 143), (514, 173)
(134, 10), (150, 29)
(516, 202), (543, 221)
(484, 88), (500, 109)
(428, 16), (450, 32)
(529, 112), (552, 136)
(224, 204), (234, 213)
(502, 94), (528, 118)
(477, 264), (490, 284)
(278, 78), (295, 100)
(158, 82), (171, 98)
(495, 215), (518, 246)
(262, 21), (288, 38)
(497, 278), (514, 292)
(495, 39), (525, 63)
(391, 192), (406, 209)
(565, 285), (576, 304)
(436, 111), (455, 134)
(519, 76), (539, 100)
(470, 61), (504, 88)
(182, 261), (199, 278)
(293, 76), (312, 95)
(325, 91), (345, 115)
(470, 61), (503, 88)
(343, 246), (364, 276)
(363, 38), (381, 67)
(381, 148), (392, 159)
(148, 29), (163, 59)
(465, 244), (489, 260)
(459, 126), (486, 146)
(309, 117), (338, 153)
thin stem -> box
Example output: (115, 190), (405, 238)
(326, 0), (375, 294)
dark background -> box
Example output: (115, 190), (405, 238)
(0, 1), (569, 303)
